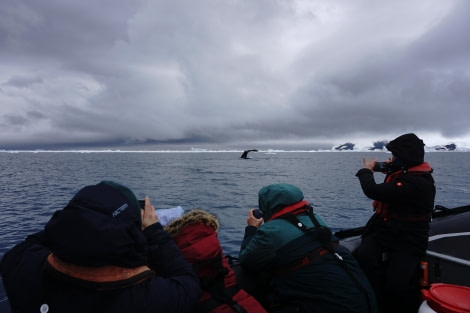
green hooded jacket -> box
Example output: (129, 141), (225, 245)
(239, 183), (377, 313)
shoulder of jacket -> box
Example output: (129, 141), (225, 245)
(258, 219), (307, 247)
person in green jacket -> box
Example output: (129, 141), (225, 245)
(239, 183), (377, 313)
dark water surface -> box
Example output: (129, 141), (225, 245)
(1, 151), (469, 306)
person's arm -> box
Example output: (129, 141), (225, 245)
(141, 198), (201, 312)
(240, 209), (264, 250)
(0, 231), (49, 272)
(239, 210), (276, 271)
(240, 208), (263, 251)
(0, 230), (51, 308)
(356, 169), (402, 200)
(240, 225), (258, 251)
(356, 160), (414, 204)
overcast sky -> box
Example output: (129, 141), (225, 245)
(1, 0), (469, 150)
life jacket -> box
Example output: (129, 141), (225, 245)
(265, 200), (310, 222)
(373, 162), (434, 221)
(270, 205), (376, 313)
(165, 209), (267, 313)
(271, 204), (343, 273)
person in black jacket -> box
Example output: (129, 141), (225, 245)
(355, 133), (435, 313)
(0, 181), (201, 313)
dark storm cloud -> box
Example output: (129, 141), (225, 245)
(0, 1), (136, 58)
(0, 0), (469, 149)
(284, 0), (470, 141)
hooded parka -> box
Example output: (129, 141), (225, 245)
(0, 181), (201, 313)
(355, 133), (436, 313)
(239, 183), (377, 313)
(165, 209), (267, 313)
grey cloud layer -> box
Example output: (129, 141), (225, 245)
(1, 0), (469, 149)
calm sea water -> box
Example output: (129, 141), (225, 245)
(1, 151), (469, 306)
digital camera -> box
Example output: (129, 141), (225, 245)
(373, 162), (390, 172)
(253, 209), (263, 219)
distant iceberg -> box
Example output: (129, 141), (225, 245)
(433, 143), (456, 151)
(331, 141), (466, 152)
(368, 140), (388, 151)
(334, 143), (355, 151)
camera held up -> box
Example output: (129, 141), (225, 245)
(373, 162), (391, 173)
(253, 209), (263, 219)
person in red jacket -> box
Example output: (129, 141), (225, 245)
(165, 209), (267, 313)
(355, 133), (436, 313)
(0, 181), (201, 313)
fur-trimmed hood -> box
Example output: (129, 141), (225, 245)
(164, 209), (219, 237)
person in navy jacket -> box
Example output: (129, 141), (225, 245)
(0, 181), (201, 313)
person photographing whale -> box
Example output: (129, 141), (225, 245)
(355, 133), (436, 313)
(0, 181), (200, 313)
(239, 183), (377, 313)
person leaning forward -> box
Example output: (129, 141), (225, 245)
(0, 181), (201, 313)
(238, 183), (377, 313)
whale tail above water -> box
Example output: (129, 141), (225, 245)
(240, 149), (258, 159)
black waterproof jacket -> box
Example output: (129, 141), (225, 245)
(0, 223), (201, 313)
(356, 164), (435, 255)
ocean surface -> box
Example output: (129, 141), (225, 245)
(1, 150), (469, 307)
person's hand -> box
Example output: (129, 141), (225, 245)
(141, 196), (159, 230)
(362, 157), (378, 172)
(247, 209), (263, 228)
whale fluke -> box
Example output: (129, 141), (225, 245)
(241, 149), (258, 159)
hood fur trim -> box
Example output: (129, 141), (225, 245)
(164, 209), (220, 236)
